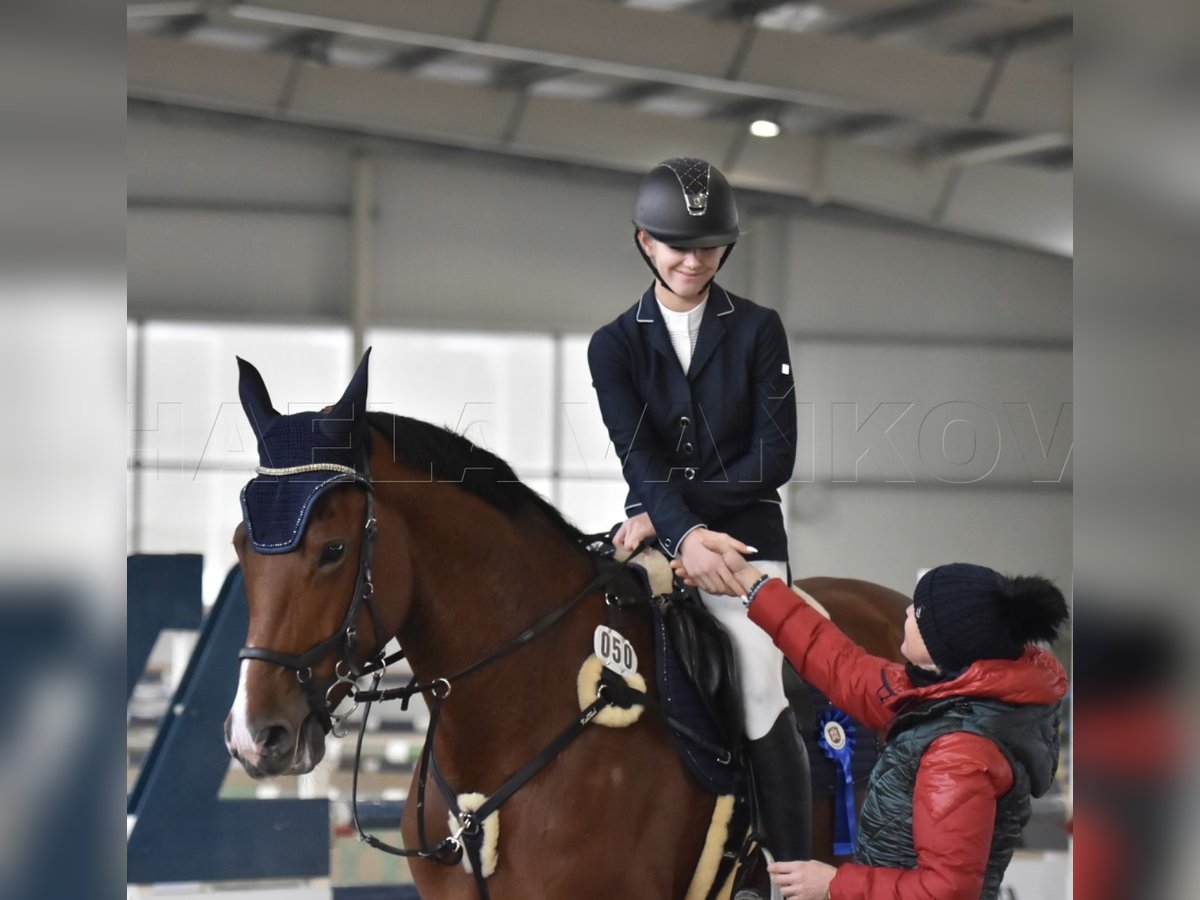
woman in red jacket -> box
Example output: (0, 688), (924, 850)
(675, 557), (1069, 900)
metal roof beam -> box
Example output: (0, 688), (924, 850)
(605, 81), (672, 104)
(128, 32), (1071, 256)
(953, 16), (1073, 56)
(222, 0), (1069, 135)
(389, 46), (452, 73)
(831, 0), (972, 39)
(812, 113), (903, 140)
(923, 130), (1071, 166)
(491, 61), (566, 89)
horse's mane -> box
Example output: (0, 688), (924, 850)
(367, 411), (588, 547)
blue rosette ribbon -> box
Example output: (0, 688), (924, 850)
(816, 708), (858, 856)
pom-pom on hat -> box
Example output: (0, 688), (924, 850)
(913, 563), (1068, 673)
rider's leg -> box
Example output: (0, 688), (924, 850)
(699, 561), (812, 863)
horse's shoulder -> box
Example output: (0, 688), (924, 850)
(793, 576), (908, 662)
(795, 576), (908, 615)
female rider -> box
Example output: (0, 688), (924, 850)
(588, 157), (810, 873)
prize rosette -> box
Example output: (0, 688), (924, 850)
(817, 708), (858, 856)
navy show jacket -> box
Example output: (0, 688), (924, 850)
(588, 283), (797, 560)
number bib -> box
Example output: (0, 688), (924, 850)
(593, 625), (638, 678)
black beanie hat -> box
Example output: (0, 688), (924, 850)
(913, 563), (1068, 672)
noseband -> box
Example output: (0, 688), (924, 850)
(238, 463), (388, 737)
(236, 463), (635, 899)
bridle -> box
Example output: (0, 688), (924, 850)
(238, 462), (388, 738)
(235, 461), (635, 898)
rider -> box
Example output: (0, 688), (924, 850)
(588, 157), (811, 869)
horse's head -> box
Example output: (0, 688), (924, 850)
(224, 350), (388, 778)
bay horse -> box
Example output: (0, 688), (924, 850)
(224, 350), (906, 898)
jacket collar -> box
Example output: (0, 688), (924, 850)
(635, 283), (734, 380)
(635, 283), (734, 323)
(885, 647), (1068, 714)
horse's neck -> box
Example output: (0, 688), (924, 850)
(392, 494), (597, 768)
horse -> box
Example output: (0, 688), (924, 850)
(223, 350), (907, 899)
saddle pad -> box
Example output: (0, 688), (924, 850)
(651, 602), (744, 796)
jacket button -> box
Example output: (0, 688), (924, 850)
(679, 416), (691, 429)
(663, 537), (672, 548)
(684, 467), (696, 480)
(683, 442), (694, 454)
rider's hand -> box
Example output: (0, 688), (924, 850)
(613, 512), (655, 552)
(673, 547), (766, 597)
(671, 529), (754, 597)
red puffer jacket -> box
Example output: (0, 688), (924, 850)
(749, 580), (1068, 900)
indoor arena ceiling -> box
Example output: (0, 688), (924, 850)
(127, 0), (1073, 255)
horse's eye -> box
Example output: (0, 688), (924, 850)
(318, 542), (346, 566)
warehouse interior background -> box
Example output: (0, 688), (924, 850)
(126, 1), (1073, 897)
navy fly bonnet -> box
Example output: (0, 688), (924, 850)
(237, 349), (373, 554)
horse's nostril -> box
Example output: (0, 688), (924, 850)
(258, 724), (293, 758)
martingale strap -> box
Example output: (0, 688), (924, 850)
(429, 692), (615, 900)
(351, 564), (621, 704)
(345, 559), (630, 888)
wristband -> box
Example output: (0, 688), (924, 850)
(742, 574), (770, 608)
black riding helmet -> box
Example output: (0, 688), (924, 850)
(633, 157), (739, 292)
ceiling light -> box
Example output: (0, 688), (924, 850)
(750, 119), (781, 138)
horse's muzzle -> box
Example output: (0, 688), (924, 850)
(225, 712), (326, 778)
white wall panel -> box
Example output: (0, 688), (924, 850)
(558, 334), (622, 478)
(136, 469), (248, 607)
(134, 322), (352, 467)
(792, 342), (1072, 486)
(558, 478), (636, 535)
(370, 152), (750, 332)
(789, 485), (1071, 598)
(364, 328), (555, 476)
(782, 219), (1071, 339)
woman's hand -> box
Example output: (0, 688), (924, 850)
(673, 546), (765, 598)
(613, 512), (656, 552)
(669, 529), (754, 597)
(767, 860), (837, 900)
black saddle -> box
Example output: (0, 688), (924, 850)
(660, 587), (746, 764)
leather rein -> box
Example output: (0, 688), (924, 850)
(236, 465), (630, 897)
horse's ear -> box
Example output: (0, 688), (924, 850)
(320, 347), (371, 435)
(237, 357), (280, 432)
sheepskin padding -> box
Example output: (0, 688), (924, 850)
(791, 584), (831, 620)
(684, 793), (737, 900)
(615, 544), (675, 597)
(448, 793), (500, 878)
(576, 654), (646, 728)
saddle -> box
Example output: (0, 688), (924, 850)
(660, 588), (745, 761)
(615, 544), (746, 795)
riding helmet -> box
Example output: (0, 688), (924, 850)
(633, 157), (740, 248)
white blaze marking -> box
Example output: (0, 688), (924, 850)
(229, 659), (257, 753)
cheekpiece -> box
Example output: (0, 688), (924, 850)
(237, 349), (373, 554)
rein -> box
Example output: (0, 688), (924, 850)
(238, 464), (631, 897)
(346, 559), (627, 899)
